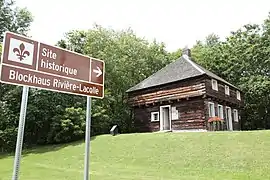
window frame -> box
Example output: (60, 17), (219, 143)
(211, 79), (218, 91)
(225, 85), (230, 95)
(233, 109), (239, 122)
(208, 102), (215, 117)
(151, 112), (159, 122)
(236, 90), (241, 100)
(217, 104), (224, 119)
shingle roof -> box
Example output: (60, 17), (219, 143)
(126, 55), (239, 93)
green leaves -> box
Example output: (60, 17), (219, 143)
(0, 1), (33, 41)
(1, 2), (269, 153)
(191, 15), (270, 130)
(47, 107), (86, 143)
(56, 25), (174, 136)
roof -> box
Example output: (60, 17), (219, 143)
(126, 54), (239, 93)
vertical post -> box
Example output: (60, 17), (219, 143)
(12, 86), (29, 180)
(84, 96), (92, 180)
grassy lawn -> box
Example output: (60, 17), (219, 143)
(0, 130), (270, 180)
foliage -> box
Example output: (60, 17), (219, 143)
(191, 14), (270, 130)
(0, 0), (269, 153)
(0, 0), (34, 152)
(47, 107), (86, 143)
(0, 0), (33, 41)
(56, 24), (172, 136)
(0, 22), (173, 152)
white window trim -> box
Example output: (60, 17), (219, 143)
(171, 106), (179, 120)
(226, 106), (233, 130)
(151, 112), (159, 122)
(225, 85), (230, 95)
(233, 109), (239, 122)
(217, 104), (224, 119)
(212, 79), (218, 91)
(208, 102), (215, 117)
(236, 91), (241, 100)
(159, 105), (172, 131)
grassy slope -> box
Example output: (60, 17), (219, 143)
(0, 130), (270, 180)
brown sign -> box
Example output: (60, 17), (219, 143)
(0, 32), (105, 98)
(91, 57), (104, 84)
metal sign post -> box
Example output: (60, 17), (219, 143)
(12, 86), (29, 180)
(84, 96), (92, 180)
(0, 32), (105, 180)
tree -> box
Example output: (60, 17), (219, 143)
(0, 0), (33, 41)
(0, 0), (33, 101)
(57, 25), (172, 135)
(190, 13), (270, 130)
(1, 23), (173, 152)
(0, 0), (34, 152)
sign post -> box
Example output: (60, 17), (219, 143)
(84, 96), (91, 180)
(0, 32), (105, 180)
(12, 86), (29, 180)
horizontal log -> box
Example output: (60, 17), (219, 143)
(131, 86), (205, 102)
(181, 109), (204, 114)
(178, 118), (204, 122)
(172, 119), (204, 123)
(172, 123), (205, 129)
(178, 124), (205, 128)
(131, 90), (205, 106)
(175, 120), (205, 123)
(179, 113), (202, 118)
(132, 89), (206, 104)
(129, 83), (205, 102)
(132, 83), (205, 99)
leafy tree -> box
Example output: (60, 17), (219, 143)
(0, 0), (33, 152)
(1, 3), (269, 153)
(1, 23), (173, 152)
(191, 13), (270, 130)
(169, 48), (182, 60)
(57, 25), (172, 135)
(0, 0), (33, 41)
(47, 107), (86, 143)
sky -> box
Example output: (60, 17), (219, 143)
(16, 0), (270, 52)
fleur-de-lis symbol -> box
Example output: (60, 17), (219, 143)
(13, 43), (30, 61)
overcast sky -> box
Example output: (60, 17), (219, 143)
(16, 0), (270, 52)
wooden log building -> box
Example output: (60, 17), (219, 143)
(126, 48), (244, 132)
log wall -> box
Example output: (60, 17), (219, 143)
(205, 78), (243, 107)
(128, 76), (206, 107)
(171, 98), (206, 130)
(204, 98), (241, 131)
(128, 75), (243, 132)
(132, 97), (206, 132)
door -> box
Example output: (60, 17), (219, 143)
(160, 105), (171, 131)
(226, 107), (233, 131)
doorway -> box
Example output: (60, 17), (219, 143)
(226, 106), (233, 131)
(160, 105), (171, 131)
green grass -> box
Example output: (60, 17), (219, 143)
(1, 130), (270, 180)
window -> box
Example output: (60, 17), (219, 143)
(171, 106), (179, 120)
(151, 112), (159, 122)
(233, 109), (239, 122)
(208, 102), (215, 117)
(212, 79), (218, 91)
(218, 104), (224, 119)
(236, 91), (241, 100)
(226, 106), (233, 130)
(225, 85), (230, 95)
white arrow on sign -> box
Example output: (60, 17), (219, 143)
(93, 66), (102, 77)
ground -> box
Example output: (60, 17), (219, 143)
(0, 130), (270, 180)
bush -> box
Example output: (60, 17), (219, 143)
(0, 128), (18, 153)
(47, 107), (86, 143)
